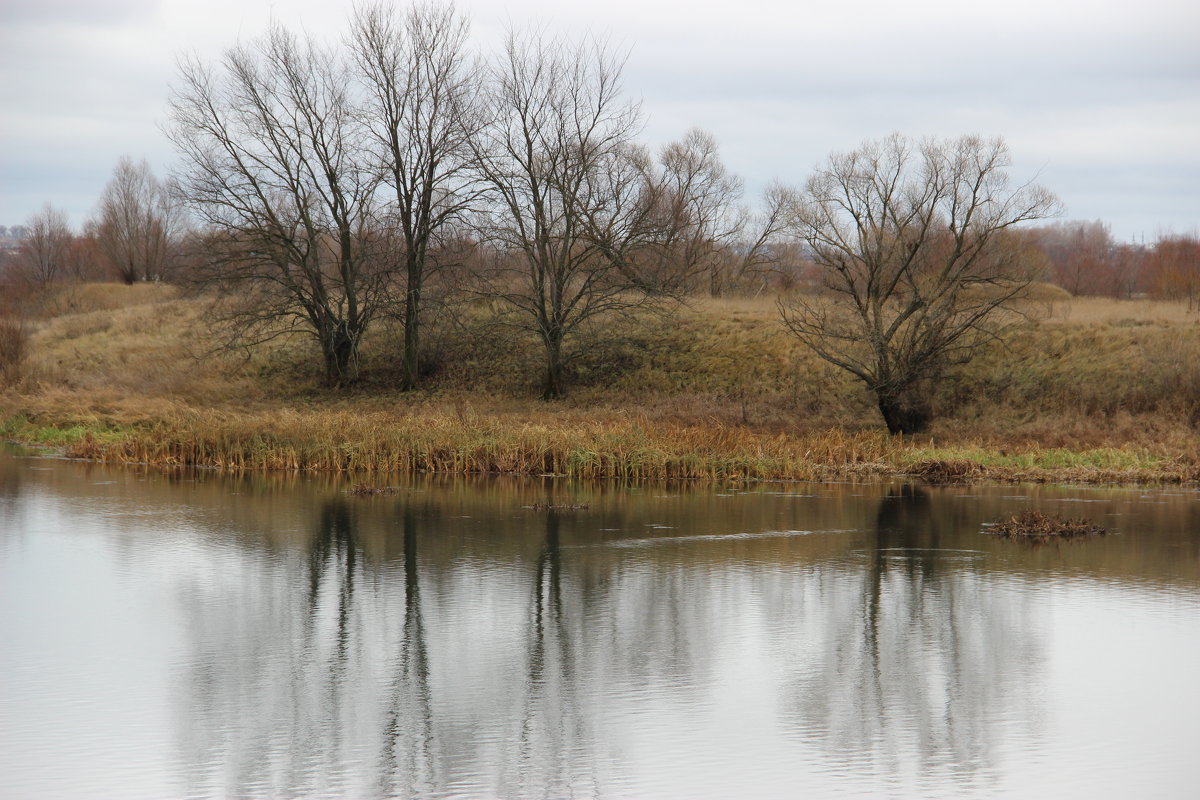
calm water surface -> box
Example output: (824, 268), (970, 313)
(1, 448), (1198, 799)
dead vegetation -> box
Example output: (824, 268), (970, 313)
(907, 459), (985, 484)
(991, 510), (1109, 542)
(0, 317), (27, 387)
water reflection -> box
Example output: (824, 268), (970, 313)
(178, 489), (1044, 796)
(781, 487), (1042, 791)
(2, 451), (1198, 799)
(379, 503), (434, 798)
(509, 510), (581, 796)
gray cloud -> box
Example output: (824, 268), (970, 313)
(0, 0), (160, 26)
(1, 0), (1197, 240)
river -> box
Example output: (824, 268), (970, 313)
(1, 448), (1198, 798)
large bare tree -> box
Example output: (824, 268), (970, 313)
(349, 1), (481, 390)
(168, 24), (384, 386)
(94, 157), (179, 284)
(779, 134), (1061, 434)
(473, 31), (659, 399)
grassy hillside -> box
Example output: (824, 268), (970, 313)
(1, 283), (1197, 484)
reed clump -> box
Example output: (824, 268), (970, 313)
(26, 407), (1189, 485)
(47, 408), (904, 482)
(991, 510), (1108, 542)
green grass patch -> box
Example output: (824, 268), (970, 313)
(0, 414), (133, 449)
(901, 446), (1164, 472)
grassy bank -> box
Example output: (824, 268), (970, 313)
(2, 284), (1198, 485)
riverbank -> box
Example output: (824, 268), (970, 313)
(3, 401), (1196, 486)
(1, 284), (1197, 486)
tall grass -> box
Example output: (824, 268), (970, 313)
(0, 317), (27, 386)
(6, 408), (1180, 485)
(56, 409), (896, 481)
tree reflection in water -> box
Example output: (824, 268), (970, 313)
(174, 482), (1049, 797)
(508, 510), (588, 796)
(378, 504), (436, 797)
(781, 486), (1044, 786)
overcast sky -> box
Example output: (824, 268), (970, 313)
(1, 0), (1197, 240)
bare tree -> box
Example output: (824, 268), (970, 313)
(349, 1), (481, 390)
(1032, 220), (1116, 296)
(779, 134), (1062, 434)
(1147, 234), (1200, 310)
(168, 23), (384, 386)
(94, 157), (179, 284)
(652, 129), (744, 295)
(17, 204), (73, 287)
(633, 129), (789, 297)
(473, 31), (660, 399)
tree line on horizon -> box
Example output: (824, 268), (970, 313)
(3, 1), (1199, 434)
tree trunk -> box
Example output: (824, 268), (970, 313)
(322, 324), (359, 387)
(876, 388), (932, 435)
(399, 277), (421, 391)
(541, 335), (564, 400)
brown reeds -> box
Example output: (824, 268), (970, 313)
(0, 316), (27, 386)
(991, 510), (1108, 542)
(49, 409), (899, 481)
(8, 408), (1190, 484)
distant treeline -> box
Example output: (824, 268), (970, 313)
(3, 208), (1197, 304)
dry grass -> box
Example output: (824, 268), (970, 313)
(0, 404), (1187, 485)
(1040, 295), (1200, 326)
(44, 408), (894, 481)
(2, 283), (1198, 484)
(0, 317), (27, 387)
